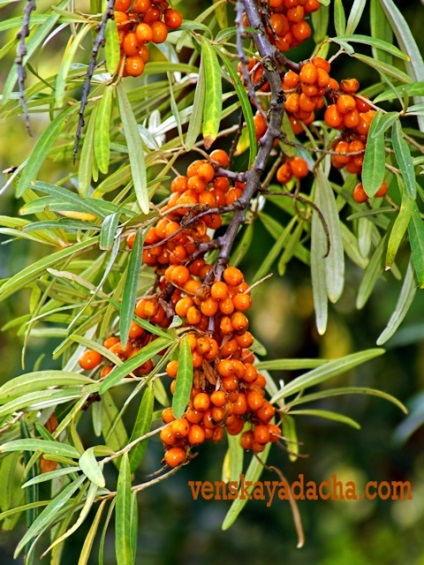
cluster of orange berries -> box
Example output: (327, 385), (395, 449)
(113, 0), (182, 77)
(79, 149), (281, 469)
(276, 155), (309, 184)
(260, 0), (321, 52)
(160, 264), (281, 468)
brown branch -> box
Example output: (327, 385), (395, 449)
(16, 0), (37, 135)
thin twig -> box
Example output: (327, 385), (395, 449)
(16, 0), (37, 135)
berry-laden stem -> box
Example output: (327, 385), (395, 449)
(214, 0), (285, 275)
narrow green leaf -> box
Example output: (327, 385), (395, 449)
(99, 337), (172, 394)
(23, 467), (80, 488)
(316, 167), (345, 303)
(353, 54), (412, 84)
(356, 234), (387, 309)
(379, 0), (424, 130)
(377, 259), (417, 345)
(115, 453), (133, 565)
(374, 82), (424, 103)
(100, 213), (120, 251)
(311, 3), (329, 43)
(78, 107), (97, 198)
(289, 409), (361, 429)
(345, 0), (367, 34)
(370, 112), (399, 138)
(78, 499), (107, 565)
(282, 415), (298, 462)
(287, 386), (407, 413)
(408, 203), (424, 287)
(79, 448), (105, 488)
(120, 230), (143, 348)
(271, 349), (385, 403)
(311, 185), (328, 335)
(362, 112), (386, 197)
(385, 192), (414, 269)
(255, 359), (326, 371)
(219, 52), (257, 166)
(224, 433), (244, 484)
(333, 35), (408, 61)
(101, 391), (129, 456)
(185, 56), (205, 149)
(201, 38), (222, 149)
(14, 475), (85, 558)
(357, 216), (374, 258)
(16, 106), (77, 197)
(334, 0), (346, 36)
(278, 220), (304, 276)
(231, 224), (254, 267)
(370, 0), (393, 64)
(212, 0), (228, 28)
(0, 439), (80, 459)
(392, 121), (416, 199)
(20, 420), (38, 541)
(172, 337), (193, 419)
(95, 86), (114, 174)
(117, 83), (148, 214)
(129, 385), (154, 473)
(105, 18), (120, 75)
(221, 442), (271, 530)
(129, 491), (138, 562)
(55, 24), (92, 108)
(0, 371), (93, 401)
(340, 223), (369, 269)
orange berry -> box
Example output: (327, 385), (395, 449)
(164, 446), (186, 467)
(284, 92), (300, 114)
(186, 306), (201, 325)
(160, 425), (176, 445)
(210, 390), (227, 407)
(144, 6), (161, 23)
(344, 109), (360, 129)
(231, 311), (249, 333)
(151, 20), (168, 43)
(235, 331), (254, 348)
(114, 10), (130, 28)
(171, 417), (190, 438)
(123, 32), (140, 57)
(289, 156), (308, 178)
(268, 423), (281, 443)
(79, 349), (102, 371)
(166, 360), (179, 378)
(170, 265), (190, 287)
(375, 181), (388, 198)
(353, 183), (369, 203)
(217, 359), (234, 378)
(253, 424), (271, 444)
(135, 23), (153, 44)
(269, 13), (289, 35)
(188, 424), (205, 445)
(200, 297), (219, 317)
(114, 0), (131, 10)
(256, 401), (276, 422)
(291, 20), (311, 42)
(210, 149), (230, 168)
(210, 281), (228, 301)
(128, 321), (145, 341)
(240, 430), (254, 450)
(276, 162), (293, 184)
(324, 104), (344, 128)
(233, 392), (248, 415)
(355, 96), (372, 113)
(223, 266), (244, 287)
(232, 293), (252, 311)
(197, 162), (215, 183)
(341, 78), (360, 94)
(133, 0), (151, 13)
(175, 296), (194, 318)
(254, 112), (267, 140)
(138, 44), (150, 63)
(193, 392), (210, 412)
(282, 70), (300, 90)
(299, 62), (317, 85)
(100, 365), (113, 380)
(186, 408), (203, 424)
(164, 8), (183, 29)
(125, 55), (145, 77)
(247, 390), (265, 411)
(162, 407), (176, 423)
(311, 56), (331, 73)
(103, 336), (120, 349)
(336, 94), (356, 115)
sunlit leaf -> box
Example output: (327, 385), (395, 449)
(115, 453), (133, 565)
(334, 0), (346, 36)
(356, 234), (388, 309)
(201, 38), (222, 149)
(311, 184), (328, 335)
(282, 415), (298, 462)
(172, 337), (193, 419)
(408, 202), (424, 287)
(79, 448), (105, 488)
(370, 0), (393, 64)
(129, 384), (154, 473)
(105, 18), (120, 75)
(95, 86), (114, 174)
(391, 121), (416, 199)
(120, 230), (143, 348)
(362, 112), (386, 197)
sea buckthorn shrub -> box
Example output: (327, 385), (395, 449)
(0, 0), (422, 562)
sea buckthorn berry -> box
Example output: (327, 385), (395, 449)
(217, 359), (234, 377)
(220, 338), (239, 358)
(212, 427), (224, 442)
(353, 183), (369, 203)
(289, 156), (309, 178)
(268, 423), (281, 443)
(223, 266), (244, 287)
(162, 407), (176, 424)
(166, 360), (179, 378)
(204, 213), (222, 229)
(200, 297), (219, 317)
(144, 6), (161, 23)
(135, 23), (154, 44)
(291, 20), (311, 42)
(251, 440), (265, 453)
(196, 337), (211, 355)
(256, 401), (276, 422)
(210, 390), (227, 407)
(211, 406), (225, 423)
(171, 417), (190, 438)
(197, 162), (215, 183)
(344, 109), (360, 129)
(336, 94), (356, 115)
(270, 13), (289, 35)
(287, 5), (304, 22)
(103, 336), (120, 349)
(299, 62), (317, 85)
(164, 8), (183, 29)
(133, 0), (151, 12)
(375, 181), (389, 197)
(114, 10), (130, 28)
(128, 321), (145, 341)
(186, 306), (201, 325)
(311, 56), (331, 73)
(282, 70), (300, 90)
(188, 424), (205, 445)
(123, 33), (140, 57)
(305, 0), (321, 11)
(193, 392), (210, 412)
(100, 365), (113, 380)
(210, 149), (230, 168)
(136, 298), (158, 319)
(138, 44), (150, 63)
(231, 311), (249, 333)
(160, 426), (176, 445)
(324, 104), (344, 128)
(211, 281), (228, 301)
(232, 293), (251, 311)
(114, 0), (131, 10)
(79, 349), (102, 371)
(222, 375), (238, 392)
(299, 93), (315, 113)
(151, 20), (168, 43)
(240, 430), (254, 450)
(253, 424), (271, 444)
(186, 408), (203, 424)
(233, 392), (248, 415)
(125, 55), (145, 77)
(276, 162), (293, 184)
(284, 92), (300, 114)
(164, 446), (186, 468)
(254, 112), (267, 140)
(341, 78), (360, 94)
(235, 331), (254, 348)
(170, 265), (190, 287)
(226, 416), (244, 435)
(247, 390), (265, 411)
(355, 96), (372, 113)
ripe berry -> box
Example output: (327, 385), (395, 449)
(353, 183), (369, 203)
(253, 424), (271, 444)
(188, 424), (205, 445)
(223, 266), (244, 287)
(79, 349), (102, 370)
(151, 21), (168, 43)
(135, 23), (153, 44)
(164, 8), (183, 30)
(240, 430), (254, 450)
(375, 181), (388, 197)
(193, 392), (210, 411)
(125, 56), (145, 77)
(164, 446), (186, 467)
(289, 156), (308, 178)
